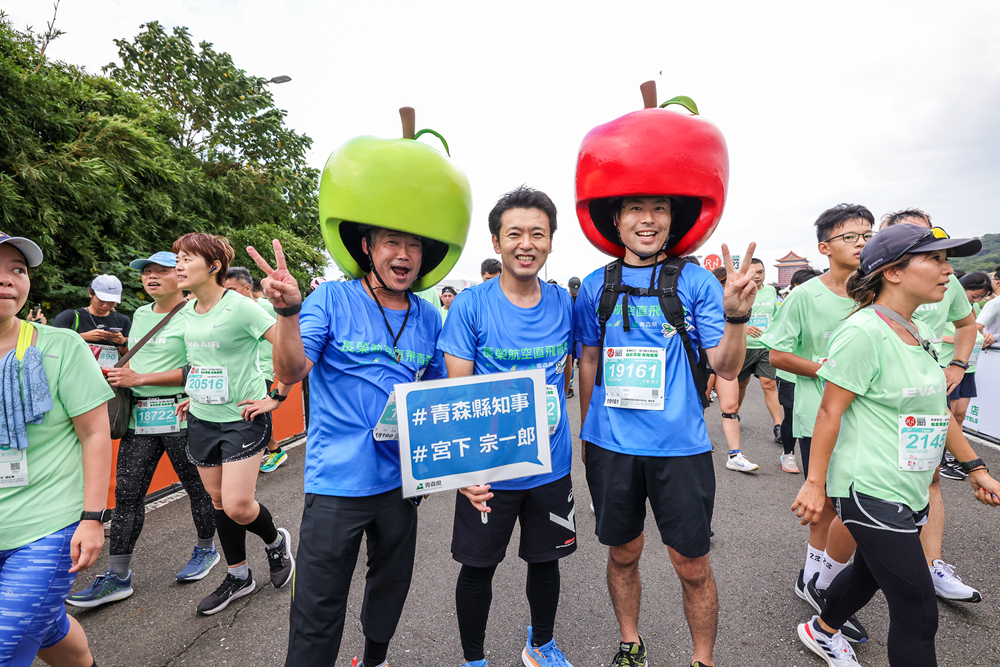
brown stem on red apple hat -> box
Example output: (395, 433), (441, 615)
(400, 107), (416, 139)
(640, 80), (657, 109)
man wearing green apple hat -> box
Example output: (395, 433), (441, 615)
(249, 107), (472, 667)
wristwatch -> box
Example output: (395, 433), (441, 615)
(958, 457), (987, 474)
(274, 303), (302, 317)
(948, 359), (969, 371)
(80, 509), (113, 523)
(725, 310), (752, 324)
(269, 387), (288, 402)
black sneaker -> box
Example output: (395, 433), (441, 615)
(611, 637), (647, 667)
(939, 461), (967, 480)
(266, 527), (295, 588)
(773, 424), (783, 443)
(795, 568), (808, 601)
(566, 388), (575, 398)
(805, 572), (869, 643)
(197, 571), (255, 615)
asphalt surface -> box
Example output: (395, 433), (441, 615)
(48, 381), (1000, 667)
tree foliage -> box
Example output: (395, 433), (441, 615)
(0, 15), (324, 317)
(950, 233), (1000, 274)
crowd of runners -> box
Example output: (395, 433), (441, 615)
(1, 190), (998, 667)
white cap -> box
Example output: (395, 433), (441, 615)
(90, 274), (123, 303)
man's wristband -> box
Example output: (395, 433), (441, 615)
(948, 359), (969, 371)
(724, 311), (752, 324)
(274, 303), (302, 317)
(959, 457), (987, 474)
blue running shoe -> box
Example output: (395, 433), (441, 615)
(460, 661), (488, 667)
(66, 570), (133, 608)
(522, 626), (573, 667)
(177, 544), (220, 582)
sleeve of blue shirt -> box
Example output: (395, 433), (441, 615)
(300, 283), (335, 365)
(692, 268), (725, 349)
(437, 289), (479, 362)
(574, 274), (600, 347)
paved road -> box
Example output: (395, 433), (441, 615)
(47, 382), (1000, 667)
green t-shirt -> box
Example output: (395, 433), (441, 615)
(256, 298), (276, 382)
(775, 368), (797, 383)
(183, 290), (276, 422)
(0, 324), (115, 550)
(747, 284), (778, 350)
(913, 274), (973, 361)
(819, 309), (948, 510)
(761, 277), (854, 438)
(127, 303), (189, 430)
(940, 321), (985, 373)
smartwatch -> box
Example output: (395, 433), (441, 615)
(269, 387), (288, 403)
(958, 458), (987, 474)
(948, 359), (969, 371)
(274, 303), (302, 317)
(81, 509), (113, 523)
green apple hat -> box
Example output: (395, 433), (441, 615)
(319, 107), (473, 292)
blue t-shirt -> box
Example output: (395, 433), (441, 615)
(300, 280), (446, 497)
(574, 262), (724, 457)
(438, 278), (575, 490)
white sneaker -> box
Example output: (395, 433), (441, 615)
(797, 617), (861, 666)
(929, 560), (982, 602)
(725, 452), (759, 472)
(780, 453), (800, 474)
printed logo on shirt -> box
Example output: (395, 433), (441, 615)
(131, 337), (166, 346)
(902, 381), (946, 398)
(341, 340), (433, 366)
(916, 304), (938, 312)
(483, 343), (569, 362)
(187, 340), (221, 349)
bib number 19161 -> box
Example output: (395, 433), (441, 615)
(603, 347), (666, 411)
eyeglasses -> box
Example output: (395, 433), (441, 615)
(823, 231), (874, 244)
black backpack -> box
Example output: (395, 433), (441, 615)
(595, 257), (709, 409)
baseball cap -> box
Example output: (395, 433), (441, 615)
(859, 225), (982, 276)
(91, 274), (123, 303)
(0, 232), (43, 267)
(568, 276), (581, 289)
(129, 251), (178, 271)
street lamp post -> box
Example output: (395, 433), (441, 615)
(267, 75), (292, 84)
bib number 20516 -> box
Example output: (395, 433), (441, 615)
(898, 414), (948, 472)
(603, 347), (666, 410)
(186, 366), (230, 405)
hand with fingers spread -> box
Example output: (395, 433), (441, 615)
(722, 242), (759, 318)
(247, 240), (303, 310)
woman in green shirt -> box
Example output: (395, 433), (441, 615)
(941, 272), (992, 432)
(173, 233), (295, 617)
(792, 224), (1000, 667)
(0, 234), (113, 667)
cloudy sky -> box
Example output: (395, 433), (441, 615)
(8, 0), (1000, 284)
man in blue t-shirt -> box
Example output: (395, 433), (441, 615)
(438, 187), (576, 667)
(250, 228), (446, 667)
(575, 196), (758, 667)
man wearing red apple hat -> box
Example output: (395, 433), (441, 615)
(573, 82), (756, 667)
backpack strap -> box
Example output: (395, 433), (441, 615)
(73, 309), (80, 332)
(595, 259), (625, 386)
(658, 258), (710, 409)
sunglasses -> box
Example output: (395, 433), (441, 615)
(900, 226), (950, 256)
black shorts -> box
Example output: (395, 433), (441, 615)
(451, 474), (576, 567)
(776, 377), (795, 408)
(186, 412), (272, 467)
(833, 485), (929, 533)
(585, 443), (715, 558)
(947, 372), (977, 401)
(738, 347), (776, 382)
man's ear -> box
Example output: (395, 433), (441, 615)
(361, 236), (369, 255)
(817, 241), (831, 258)
(491, 235), (502, 255)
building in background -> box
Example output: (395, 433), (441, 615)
(774, 251), (811, 288)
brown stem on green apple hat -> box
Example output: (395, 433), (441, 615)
(400, 107), (416, 139)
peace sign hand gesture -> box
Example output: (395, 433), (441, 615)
(721, 242), (758, 318)
(247, 240), (302, 310)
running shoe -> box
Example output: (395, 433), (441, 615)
(177, 544), (220, 581)
(610, 637), (646, 667)
(773, 424), (783, 443)
(938, 460), (967, 480)
(566, 388), (575, 399)
(929, 559), (982, 602)
(797, 617), (860, 666)
(266, 527), (295, 588)
(459, 661), (488, 667)
(805, 573), (869, 643)
(795, 569), (808, 601)
(260, 448), (288, 473)
(725, 452), (759, 472)
(709, 389), (718, 401)
(780, 453), (801, 474)
(197, 571), (256, 615)
(522, 626), (573, 667)
(66, 570), (133, 608)
(351, 660), (389, 667)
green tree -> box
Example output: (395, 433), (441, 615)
(950, 233), (1000, 274)
(0, 15), (325, 318)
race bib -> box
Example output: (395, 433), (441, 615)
(748, 314), (770, 330)
(898, 414), (948, 472)
(374, 391), (398, 441)
(0, 445), (28, 488)
(135, 397), (182, 435)
(603, 347), (666, 410)
(546, 384), (560, 435)
(968, 340), (983, 368)
(90, 344), (119, 369)
(186, 366), (229, 404)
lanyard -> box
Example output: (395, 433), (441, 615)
(364, 275), (411, 363)
(867, 304), (937, 361)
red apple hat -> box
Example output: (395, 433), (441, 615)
(575, 81), (729, 258)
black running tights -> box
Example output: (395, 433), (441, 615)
(456, 560), (560, 661)
(781, 405), (796, 456)
(821, 522), (938, 667)
(110, 431), (215, 556)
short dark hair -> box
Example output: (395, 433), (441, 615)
(252, 277), (262, 292)
(481, 258), (502, 277)
(173, 233), (235, 286)
(790, 267), (820, 287)
(880, 208), (931, 230)
(814, 204), (874, 242)
(750, 258), (764, 266)
(959, 271), (992, 293)
(487, 186), (557, 238)
(226, 266), (252, 286)
(712, 267), (727, 285)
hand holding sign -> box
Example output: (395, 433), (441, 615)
(248, 240), (302, 310)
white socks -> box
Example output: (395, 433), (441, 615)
(804, 545), (824, 583)
(816, 552), (849, 590)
